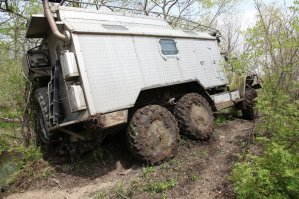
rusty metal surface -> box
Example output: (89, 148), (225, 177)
(215, 100), (234, 110)
(97, 110), (128, 128)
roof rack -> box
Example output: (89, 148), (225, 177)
(58, 0), (220, 34)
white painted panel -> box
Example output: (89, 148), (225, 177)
(77, 35), (144, 113)
(193, 40), (228, 88)
(58, 7), (215, 40)
(59, 6), (169, 28)
(133, 37), (183, 87)
(231, 90), (240, 100)
(76, 34), (229, 114)
(211, 92), (231, 103)
(175, 39), (207, 84)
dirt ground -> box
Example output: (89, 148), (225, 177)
(2, 118), (254, 199)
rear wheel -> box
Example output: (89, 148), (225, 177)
(174, 93), (214, 140)
(34, 87), (53, 144)
(242, 87), (258, 120)
(127, 105), (180, 164)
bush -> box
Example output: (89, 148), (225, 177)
(233, 143), (299, 199)
(232, 2), (299, 198)
(232, 78), (299, 198)
(0, 59), (25, 115)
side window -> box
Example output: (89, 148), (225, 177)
(159, 39), (178, 55)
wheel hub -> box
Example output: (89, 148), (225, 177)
(147, 120), (172, 153)
(190, 104), (209, 130)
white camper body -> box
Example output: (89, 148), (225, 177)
(48, 6), (230, 118)
(24, 3), (249, 159)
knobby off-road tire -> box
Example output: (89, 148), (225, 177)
(242, 87), (258, 120)
(34, 87), (53, 144)
(127, 105), (180, 164)
(174, 93), (214, 140)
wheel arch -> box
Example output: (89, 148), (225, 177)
(133, 81), (217, 112)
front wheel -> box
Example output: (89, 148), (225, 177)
(174, 93), (214, 140)
(241, 87), (258, 120)
(127, 105), (180, 164)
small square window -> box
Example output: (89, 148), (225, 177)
(159, 39), (178, 55)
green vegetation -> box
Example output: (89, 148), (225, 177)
(94, 191), (106, 199)
(92, 159), (180, 198)
(214, 108), (236, 126)
(0, 0), (47, 190)
(0, 146), (44, 188)
(232, 1), (299, 199)
(134, 162), (178, 195)
(145, 178), (177, 193)
(111, 181), (127, 199)
(141, 166), (156, 178)
(188, 174), (201, 181)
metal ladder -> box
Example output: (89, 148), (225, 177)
(48, 60), (61, 126)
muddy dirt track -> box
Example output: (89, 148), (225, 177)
(4, 118), (253, 199)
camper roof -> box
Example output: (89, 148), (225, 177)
(26, 6), (215, 40)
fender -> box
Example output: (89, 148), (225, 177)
(133, 81), (216, 111)
(229, 72), (262, 98)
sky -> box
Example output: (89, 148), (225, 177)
(238, 0), (294, 30)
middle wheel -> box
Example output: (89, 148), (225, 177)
(174, 93), (214, 140)
(127, 105), (180, 164)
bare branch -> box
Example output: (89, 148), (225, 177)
(0, 6), (28, 19)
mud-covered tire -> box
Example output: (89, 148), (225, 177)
(174, 93), (214, 140)
(242, 87), (258, 120)
(127, 105), (180, 164)
(34, 87), (53, 144)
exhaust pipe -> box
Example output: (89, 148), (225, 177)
(42, 0), (68, 42)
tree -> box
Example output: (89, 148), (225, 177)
(0, 0), (42, 145)
(64, 0), (237, 31)
(232, 1), (299, 198)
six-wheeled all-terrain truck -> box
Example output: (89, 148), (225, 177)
(23, 0), (261, 164)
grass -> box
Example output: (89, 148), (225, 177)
(191, 150), (208, 158)
(128, 161), (179, 196)
(0, 120), (23, 154)
(0, 122), (20, 129)
(145, 178), (177, 193)
(160, 158), (181, 171)
(92, 157), (182, 198)
(111, 181), (128, 199)
(71, 147), (106, 175)
(188, 174), (202, 181)
(90, 147), (105, 165)
(141, 166), (156, 178)
(0, 145), (46, 189)
(94, 191), (106, 199)
(0, 115), (49, 190)
(215, 108), (237, 126)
